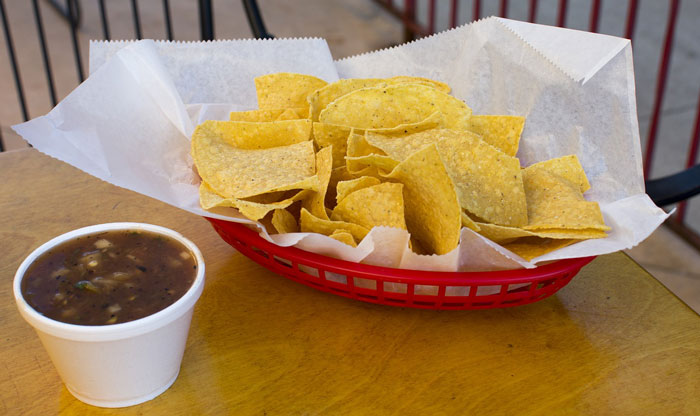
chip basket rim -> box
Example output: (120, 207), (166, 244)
(206, 217), (596, 286)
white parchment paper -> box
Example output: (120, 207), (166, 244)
(13, 17), (669, 271)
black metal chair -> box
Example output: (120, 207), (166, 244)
(646, 165), (700, 207)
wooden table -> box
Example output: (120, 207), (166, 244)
(1, 149), (699, 415)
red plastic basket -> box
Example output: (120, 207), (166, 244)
(207, 218), (595, 310)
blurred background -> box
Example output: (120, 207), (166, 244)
(1, 0), (699, 312)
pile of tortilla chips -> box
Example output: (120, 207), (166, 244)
(191, 72), (610, 262)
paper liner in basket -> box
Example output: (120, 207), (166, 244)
(12, 17), (669, 272)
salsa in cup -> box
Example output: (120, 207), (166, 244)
(21, 229), (198, 326)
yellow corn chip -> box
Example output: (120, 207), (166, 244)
(386, 144), (461, 255)
(255, 72), (327, 109)
(364, 128), (481, 163)
(319, 84), (472, 130)
(344, 155), (399, 174)
(275, 108), (305, 121)
(229, 109), (286, 122)
(308, 76), (451, 122)
(313, 114), (444, 170)
(533, 227), (607, 239)
(335, 176), (381, 204)
(364, 131), (438, 161)
(522, 167), (609, 231)
(476, 222), (607, 244)
(199, 182), (309, 221)
(300, 208), (370, 242)
(465, 115), (525, 157)
(502, 237), (577, 261)
(435, 131), (528, 227)
(525, 154), (591, 193)
(363, 111), (446, 136)
(331, 182), (407, 231)
(386, 76), (451, 93)
(326, 166), (356, 204)
(328, 230), (357, 247)
(474, 222), (535, 243)
(243, 191), (289, 204)
(302, 146), (333, 220)
(346, 131), (384, 174)
(308, 78), (386, 122)
(312, 122), (352, 169)
(229, 108), (306, 122)
(193, 119), (311, 151)
(328, 166), (356, 187)
(192, 128), (318, 198)
(460, 212), (480, 232)
(272, 208), (299, 233)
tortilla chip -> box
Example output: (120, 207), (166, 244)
(324, 166), (360, 207)
(243, 191), (289, 204)
(364, 130), (438, 161)
(345, 155), (399, 174)
(435, 131), (528, 227)
(386, 144), (461, 255)
(386, 76), (451, 93)
(229, 109), (286, 122)
(275, 108), (305, 121)
(319, 83), (472, 130)
(193, 119), (311, 151)
(308, 78), (386, 122)
(272, 208), (299, 233)
(502, 237), (577, 261)
(364, 128), (481, 163)
(345, 131), (384, 174)
(525, 154), (591, 193)
(302, 146), (333, 220)
(335, 176), (381, 204)
(308, 76), (451, 121)
(192, 128), (318, 198)
(313, 114), (444, 170)
(199, 182), (309, 221)
(464, 115), (525, 157)
(312, 122), (352, 169)
(533, 227), (608, 239)
(255, 72), (327, 109)
(328, 230), (357, 247)
(474, 222), (534, 243)
(363, 111), (445, 136)
(461, 212), (480, 232)
(229, 108), (306, 122)
(476, 222), (607, 244)
(328, 166), (356, 187)
(331, 182), (407, 231)
(300, 208), (370, 242)
(522, 167), (609, 231)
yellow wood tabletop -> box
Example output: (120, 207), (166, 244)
(1, 149), (699, 415)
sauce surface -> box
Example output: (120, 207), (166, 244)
(21, 230), (197, 326)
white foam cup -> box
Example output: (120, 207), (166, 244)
(13, 223), (205, 408)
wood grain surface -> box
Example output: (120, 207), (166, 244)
(1, 149), (699, 415)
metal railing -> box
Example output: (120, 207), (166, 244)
(374, 0), (700, 248)
(0, 0), (271, 152)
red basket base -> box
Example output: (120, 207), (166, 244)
(207, 218), (595, 310)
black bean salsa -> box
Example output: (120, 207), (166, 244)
(21, 230), (197, 326)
